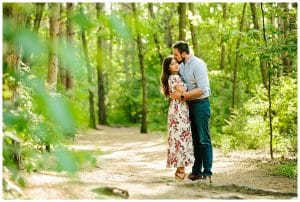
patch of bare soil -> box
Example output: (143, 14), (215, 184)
(20, 125), (297, 199)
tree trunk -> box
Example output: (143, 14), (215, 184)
(80, 4), (96, 129)
(22, 3), (45, 67)
(82, 30), (96, 129)
(188, 3), (200, 57)
(96, 3), (107, 125)
(3, 4), (19, 76)
(66, 3), (75, 92)
(178, 3), (187, 41)
(148, 3), (163, 64)
(107, 3), (113, 96)
(250, 3), (268, 89)
(3, 4), (25, 167)
(280, 3), (292, 74)
(261, 3), (274, 160)
(163, 7), (173, 50)
(132, 3), (148, 133)
(58, 3), (66, 87)
(22, 11), (33, 66)
(232, 3), (247, 109)
(47, 3), (60, 91)
(219, 3), (227, 70)
(33, 3), (45, 32)
(46, 3), (60, 152)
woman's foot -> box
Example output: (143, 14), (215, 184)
(175, 170), (187, 181)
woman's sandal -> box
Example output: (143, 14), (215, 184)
(175, 171), (187, 181)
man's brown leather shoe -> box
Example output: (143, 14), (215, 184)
(188, 173), (203, 181)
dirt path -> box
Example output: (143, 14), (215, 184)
(21, 125), (297, 199)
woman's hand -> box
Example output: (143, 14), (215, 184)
(175, 85), (186, 93)
(170, 91), (181, 100)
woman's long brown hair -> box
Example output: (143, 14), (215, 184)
(160, 56), (173, 98)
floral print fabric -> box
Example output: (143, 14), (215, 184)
(166, 74), (194, 168)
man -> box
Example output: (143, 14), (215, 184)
(170, 41), (213, 183)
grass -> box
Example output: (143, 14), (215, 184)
(271, 161), (297, 178)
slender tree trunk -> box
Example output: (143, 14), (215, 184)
(47, 3), (60, 91)
(220, 3), (227, 70)
(132, 3), (148, 133)
(261, 3), (274, 160)
(107, 3), (113, 97)
(22, 3), (45, 67)
(33, 3), (45, 32)
(123, 40), (130, 74)
(22, 12), (32, 66)
(82, 31), (96, 128)
(250, 3), (268, 89)
(148, 3), (163, 64)
(280, 3), (292, 74)
(96, 3), (107, 125)
(163, 8), (173, 50)
(46, 3), (60, 152)
(188, 3), (200, 57)
(80, 4), (96, 129)
(178, 3), (187, 41)
(66, 3), (75, 91)
(58, 3), (66, 87)
(232, 3), (247, 109)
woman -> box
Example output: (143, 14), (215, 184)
(160, 56), (194, 181)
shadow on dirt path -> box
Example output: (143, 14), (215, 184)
(21, 125), (297, 199)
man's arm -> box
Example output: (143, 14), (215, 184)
(170, 88), (203, 101)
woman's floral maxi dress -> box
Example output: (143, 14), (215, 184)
(166, 74), (194, 168)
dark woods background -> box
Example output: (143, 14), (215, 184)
(2, 2), (297, 193)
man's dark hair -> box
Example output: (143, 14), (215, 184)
(172, 41), (190, 54)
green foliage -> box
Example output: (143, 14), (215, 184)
(2, 4), (298, 196)
(271, 161), (297, 178)
(220, 76), (297, 154)
(271, 77), (297, 155)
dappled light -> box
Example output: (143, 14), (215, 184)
(2, 2), (297, 200)
(19, 126), (296, 199)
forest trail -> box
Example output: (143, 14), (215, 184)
(21, 125), (297, 199)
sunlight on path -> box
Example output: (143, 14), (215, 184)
(21, 125), (297, 199)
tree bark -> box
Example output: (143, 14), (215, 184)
(250, 3), (268, 89)
(3, 4), (26, 167)
(188, 3), (200, 57)
(96, 3), (107, 125)
(33, 3), (45, 32)
(58, 3), (66, 87)
(261, 3), (274, 160)
(80, 4), (96, 129)
(66, 3), (75, 91)
(232, 3), (247, 109)
(163, 7), (173, 50)
(132, 3), (148, 133)
(148, 3), (163, 64)
(219, 3), (227, 70)
(47, 3), (60, 92)
(22, 3), (45, 67)
(280, 3), (292, 74)
(46, 3), (60, 152)
(178, 3), (187, 41)
(82, 31), (96, 128)
(3, 4), (19, 76)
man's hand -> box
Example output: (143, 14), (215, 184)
(170, 91), (181, 100)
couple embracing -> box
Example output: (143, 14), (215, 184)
(160, 41), (213, 183)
